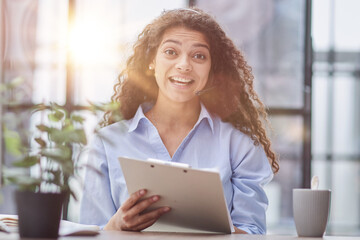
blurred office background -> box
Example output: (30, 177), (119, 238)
(0, 0), (359, 236)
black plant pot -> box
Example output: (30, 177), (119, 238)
(15, 191), (66, 239)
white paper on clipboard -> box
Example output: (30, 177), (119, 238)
(118, 157), (234, 234)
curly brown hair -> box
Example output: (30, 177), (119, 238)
(104, 8), (279, 173)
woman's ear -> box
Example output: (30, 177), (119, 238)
(149, 60), (155, 70)
(146, 61), (156, 76)
(149, 63), (155, 70)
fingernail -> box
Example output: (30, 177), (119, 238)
(152, 196), (159, 201)
(139, 189), (146, 196)
(163, 207), (171, 213)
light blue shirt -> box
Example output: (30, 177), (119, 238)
(79, 104), (273, 234)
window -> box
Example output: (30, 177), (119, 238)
(0, 0), (187, 220)
(312, 0), (360, 235)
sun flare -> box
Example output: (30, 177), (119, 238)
(67, 18), (117, 66)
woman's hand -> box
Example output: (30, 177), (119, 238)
(103, 189), (171, 231)
(233, 226), (248, 234)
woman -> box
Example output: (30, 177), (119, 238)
(80, 8), (279, 234)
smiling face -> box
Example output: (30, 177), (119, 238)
(150, 26), (211, 104)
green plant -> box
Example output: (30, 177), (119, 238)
(1, 79), (122, 199)
(3, 103), (86, 198)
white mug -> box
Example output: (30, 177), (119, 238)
(293, 189), (331, 237)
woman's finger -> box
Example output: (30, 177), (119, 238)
(125, 195), (160, 217)
(131, 219), (157, 231)
(126, 207), (171, 231)
(137, 207), (171, 226)
(120, 189), (147, 211)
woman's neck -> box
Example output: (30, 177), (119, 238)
(145, 95), (202, 158)
(149, 98), (201, 130)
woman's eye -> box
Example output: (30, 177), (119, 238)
(165, 49), (177, 55)
(194, 53), (206, 60)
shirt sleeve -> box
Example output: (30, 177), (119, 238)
(230, 134), (274, 234)
(79, 135), (117, 228)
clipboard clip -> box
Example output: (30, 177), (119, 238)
(147, 158), (191, 169)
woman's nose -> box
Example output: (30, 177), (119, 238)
(175, 55), (192, 72)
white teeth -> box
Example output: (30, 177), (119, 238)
(171, 76), (192, 83)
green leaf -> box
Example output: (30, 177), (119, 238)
(3, 168), (41, 191)
(62, 161), (74, 176)
(52, 103), (69, 117)
(8, 77), (24, 88)
(13, 156), (39, 168)
(45, 169), (63, 187)
(35, 137), (47, 147)
(71, 115), (85, 124)
(3, 127), (23, 156)
(68, 129), (87, 145)
(0, 77), (24, 92)
(41, 147), (71, 162)
(48, 125), (86, 145)
(48, 110), (64, 122)
(49, 128), (71, 143)
(36, 124), (51, 132)
(64, 118), (72, 127)
(87, 101), (121, 113)
(111, 114), (123, 123)
(105, 101), (121, 111)
(87, 101), (103, 112)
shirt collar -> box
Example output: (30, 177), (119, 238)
(128, 103), (151, 132)
(128, 103), (214, 134)
(196, 103), (215, 134)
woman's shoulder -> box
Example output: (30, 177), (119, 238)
(201, 107), (242, 136)
(97, 119), (130, 137)
(213, 116), (245, 135)
(212, 116), (256, 146)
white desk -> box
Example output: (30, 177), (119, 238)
(1, 231), (359, 240)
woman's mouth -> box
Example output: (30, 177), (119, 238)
(169, 76), (194, 86)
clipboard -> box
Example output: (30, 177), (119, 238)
(118, 157), (233, 234)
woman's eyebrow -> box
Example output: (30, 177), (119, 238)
(161, 39), (210, 50)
